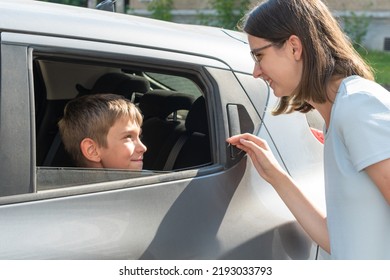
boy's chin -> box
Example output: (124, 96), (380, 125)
(129, 162), (143, 170)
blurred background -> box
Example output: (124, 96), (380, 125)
(37, 0), (390, 88)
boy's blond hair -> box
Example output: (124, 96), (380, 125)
(58, 93), (143, 167)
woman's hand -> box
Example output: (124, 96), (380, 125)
(227, 133), (287, 186)
(227, 133), (330, 252)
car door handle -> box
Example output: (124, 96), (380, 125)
(227, 104), (255, 159)
(227, 104), (243, 159)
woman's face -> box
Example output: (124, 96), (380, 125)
(248, 34), (303, 98)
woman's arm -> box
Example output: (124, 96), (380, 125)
(365, 158), (390, 205)
(227, 133), (330, 253)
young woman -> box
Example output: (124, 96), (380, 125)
(227, 0), (390, 259)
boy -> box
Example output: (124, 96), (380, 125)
(58, 93), (147, 170)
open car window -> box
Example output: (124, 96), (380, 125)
(33, 53), (212, 192)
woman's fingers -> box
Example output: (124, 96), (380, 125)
(227, 133), (285, 184)
(227, 133), (269, 150)
(227, 134), (270, 165)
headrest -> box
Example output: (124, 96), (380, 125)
(76, 72), (150, 100)
(185, 96), (208, 134)
(139, 89), (195, 119)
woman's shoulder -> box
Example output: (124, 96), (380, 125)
(339, 75), (389, 99)
(335, 76), (389, 108)
(333, 75), (390, 125)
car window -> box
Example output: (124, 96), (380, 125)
(144, 72), (203, 99)
(33, 54), (213, 192)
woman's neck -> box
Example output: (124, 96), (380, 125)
(308, 76), (344, 129)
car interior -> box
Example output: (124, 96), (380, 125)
(33, 56), (212, 180)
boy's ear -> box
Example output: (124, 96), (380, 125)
(80, 138), (101, 163)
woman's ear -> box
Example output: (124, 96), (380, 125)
(288, 35), (303, 60)
(80, 138), (101, 163)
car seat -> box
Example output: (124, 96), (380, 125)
(138, 90), (195, 170)
(75, 72), (150, 102)
(163, 96), (211, 170)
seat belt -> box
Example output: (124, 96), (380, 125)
(163, 134), (189, 171)
(43, 132), (62, 166)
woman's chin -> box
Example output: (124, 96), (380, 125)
(272, 88), (283, 97)
(272, 88), (291, 98)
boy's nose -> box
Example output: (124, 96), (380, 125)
(138, 140), (147, 153)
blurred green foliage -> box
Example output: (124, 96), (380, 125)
(199, 0), (251, 30)
(147, 0), (173, 21)
(359, 49), (390, 86)
(342, 11), (371, 50)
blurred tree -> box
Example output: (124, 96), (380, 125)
(199, 0), (251, 30)
(147, 0), (173, 21)
(342, 11), (371, 50)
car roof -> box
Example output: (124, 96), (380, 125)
(0, 0), (253, 73)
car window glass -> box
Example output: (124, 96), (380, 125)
(37, 167), (157, 191)
(33, 56), (212, 192)
(144, 72), (203, 98)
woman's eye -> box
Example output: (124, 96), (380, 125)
(256, 53), (263, 61)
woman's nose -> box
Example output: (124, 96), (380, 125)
(252, 63), (263, 79)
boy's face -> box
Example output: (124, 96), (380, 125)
(97, 117), (146, 170)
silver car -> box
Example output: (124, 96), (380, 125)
(0, 0), (326, 259)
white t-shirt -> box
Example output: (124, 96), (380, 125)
(324, 75), (390, 259)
